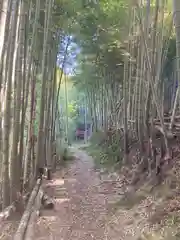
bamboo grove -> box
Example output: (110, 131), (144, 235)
(72, 0), (180, 178)
(0, 0), (180, 214)
(0, 0), (71, 210)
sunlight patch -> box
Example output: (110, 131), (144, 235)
(55, 198), (70, 204)
(66, 178), (77, 183)
(40, 216), (58, 222)
(47, 179), (65, 186)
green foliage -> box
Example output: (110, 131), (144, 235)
(85, 130), (123, 170)
(67, 0), (130, 93)
(83, 144), (109, 169)
(56, 138), (74, 164)
(68, 101), (77, 118)
(89, 130), (106, 145)
(57, 66), (89, 142)
(66, 0), (175, 98)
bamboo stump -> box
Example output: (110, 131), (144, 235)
(42, 194), (54, 210)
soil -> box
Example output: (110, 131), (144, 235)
(0, 145), (178, 239)
(0, 146), (176, 239)
(34, 147), (151, 240)
(0, 212), (21, 240)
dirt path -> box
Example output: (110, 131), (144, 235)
(34, 148), (144, 240)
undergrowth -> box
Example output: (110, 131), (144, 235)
(56, 139), (75, 167)
(83, 131), (180, 239)
(82, 130), (123, 170)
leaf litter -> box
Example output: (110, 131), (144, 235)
(34, 148), (179, 240)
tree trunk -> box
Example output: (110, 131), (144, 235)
(2, 0), (20, 209)
(170, 0), (180, 129)
(10, 0), (25, 202)
(35, 0), (53, 178)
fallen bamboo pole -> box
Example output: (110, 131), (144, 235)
(24, 186), (44, 240)
(13, 179), (42, 240)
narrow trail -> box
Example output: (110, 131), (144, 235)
(34, 148), (144, 240)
